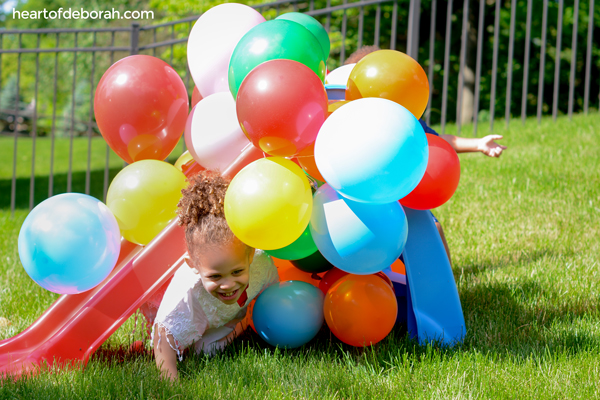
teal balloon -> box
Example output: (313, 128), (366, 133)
(290, 249), (334, 274)
(276, 13), (330, 59)
(253, 281), (324, 348)
(228, 19), (326, 99)
(17, 193), (121, 294)
(265, 224), (317, 260)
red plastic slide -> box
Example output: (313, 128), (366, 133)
(0, 145), (265, 378)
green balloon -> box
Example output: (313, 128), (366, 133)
(291, 249), (334, 274)
(276, 12), (330, 60)
(228, 19), (327, 99)
(265, 224), (318, 260)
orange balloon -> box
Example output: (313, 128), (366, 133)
(296, 142), (325, 182)
(273, 257), (321, 287)
(345, 50), (429, 119)
(390, 259), (405, 275)
(324, 274), (397, 347)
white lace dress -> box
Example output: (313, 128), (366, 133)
(151, 249), (278, 360)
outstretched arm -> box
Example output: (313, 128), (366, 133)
(440, 134), (507, 157)
(153, 326), (179, 381)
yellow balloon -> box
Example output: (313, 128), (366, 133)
(107, 160), (187, 245)
(225, 157), (313, 250)
(174, 150), (194, 172)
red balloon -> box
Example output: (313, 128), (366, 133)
(400, 134), (461, 210)
(94, 55), (189, 164)
(319, 267), (348, 294)
(236, 59), (328, 157)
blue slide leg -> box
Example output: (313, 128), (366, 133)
(401, 207), (466, 345)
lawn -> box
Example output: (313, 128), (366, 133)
(0, 113), (599, 399)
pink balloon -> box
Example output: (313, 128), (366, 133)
(187, 4), (265, 97)
(184, 92), (250, 171)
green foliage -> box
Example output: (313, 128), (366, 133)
(0, 0), (599, 138)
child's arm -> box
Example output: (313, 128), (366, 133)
(153, 326), (179, 381)
(439, 134), (507, 157)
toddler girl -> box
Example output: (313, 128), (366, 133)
(150, 170), (279, 381)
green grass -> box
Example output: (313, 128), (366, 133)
(1, 113), (599, 398)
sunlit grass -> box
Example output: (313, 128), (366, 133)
(1, 113), (599, 398)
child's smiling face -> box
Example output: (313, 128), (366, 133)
(186, 238), (253, 305)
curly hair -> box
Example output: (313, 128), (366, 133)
(177, 170), (234, 252)
(344, 45), (381, 65)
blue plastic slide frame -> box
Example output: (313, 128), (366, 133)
(401, 207), (466, 345)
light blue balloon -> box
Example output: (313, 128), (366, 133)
(18, 193), (121, 294)
(310, 184), (408, 275)
(253, 281), (324, 348)
(314, 98), (428, 204)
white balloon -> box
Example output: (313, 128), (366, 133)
(184, 92), (250, 171)
(187, 4), (265, 97)
(324, 63), (356, 86)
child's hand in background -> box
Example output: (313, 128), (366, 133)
(477, 135), (507, 157)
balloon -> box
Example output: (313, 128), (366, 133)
(184, 92), (250, 170)
(253, 281), (324, 348)
(390, 259), (406, 275)
(94, 55), (189, 164)
(400, 134), (461, 210)
(228, 19), (326, 99)
(107, 160), (187, 245)
(187, 3), (265, 97)
(224, 157), (313, 250)
(236, 59), (328, 157)
(174, 150), (194, 172)
(319, 268), (395, 294)
(18, 193), (121, 294)
(346, 50), (430, 119)
(315, 98), (428, 204)
(191, 86), (203, 108)
(265, 223), (317, 260)
(244, 297), (258, 333)
(324, 274), (397, 347)
(310, 184), (408, 275)
(291, 249), (334, 274)
(318, 267), (348, 294)
(275, 13), (330, 59)
(297, 142), (325, 182)
(325, 64), (355, 86)
(327, 100), (350, 117)
(273, 258), (322, 287)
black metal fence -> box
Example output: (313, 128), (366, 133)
(1, 0), (597, 214)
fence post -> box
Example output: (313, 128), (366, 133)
(131, 23), (140, 55)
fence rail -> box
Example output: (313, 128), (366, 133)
(1, 0), (598, 215)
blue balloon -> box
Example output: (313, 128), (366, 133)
(314, 98), (428, 204)
(253, 281), (324, 348)
(310, 184), (408, 274)
(18, 193), (121, 294)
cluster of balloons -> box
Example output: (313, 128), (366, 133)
(18, 52), (194, 294)
(181, 3), (462, 349)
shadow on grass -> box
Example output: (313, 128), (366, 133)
(0, 167), (122, 210)
(456, 247), (600, 358)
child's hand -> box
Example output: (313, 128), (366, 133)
(477, 135), (507, 157)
